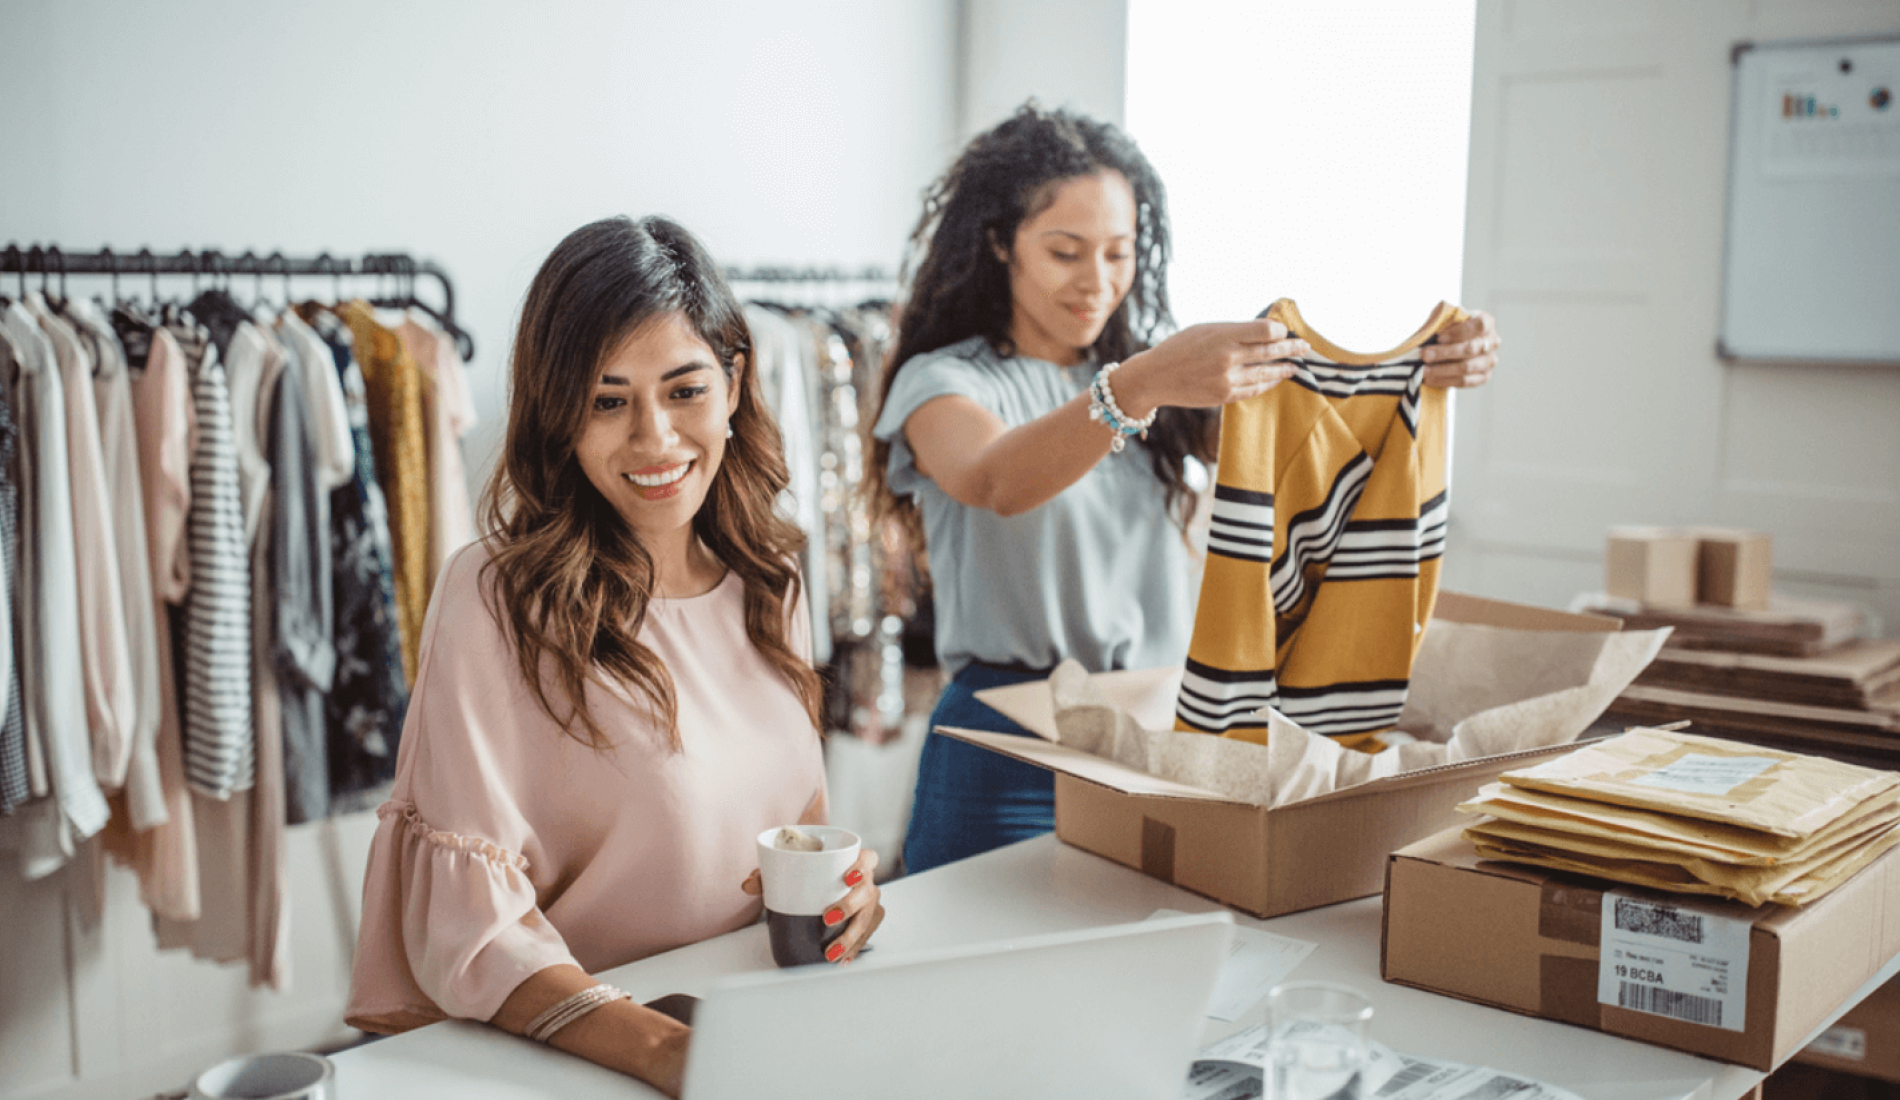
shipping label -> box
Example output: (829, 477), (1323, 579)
(1806, 1026), (1867, 1061)
(1630, 753), (1779, 797)
(1598, 892), (1749, 1033)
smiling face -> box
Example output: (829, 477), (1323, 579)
(574, 310), (741, 568)
(999, 169), (1138, 366)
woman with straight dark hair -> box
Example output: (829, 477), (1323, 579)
(869, 103), (1500, 874)
(346, 216), (882, 1096)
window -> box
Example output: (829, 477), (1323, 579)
(1126, 1), (1477, 349)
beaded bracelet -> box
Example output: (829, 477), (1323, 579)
(1086, 361), (1156, 454)
(525, 983), (632, 1043)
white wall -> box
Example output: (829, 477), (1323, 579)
(1448, 0), (1900, 636)
(958, 0), (1128, 139)
(0, 3), (958, 1098)
(0, 0), (960, 508)
(1126, 0), (1476, 344)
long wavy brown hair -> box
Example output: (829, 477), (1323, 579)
(866, 102), (1216, 545)
(478, 215), (821, 751)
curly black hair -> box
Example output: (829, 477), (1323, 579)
(866, 101), (1216, 542)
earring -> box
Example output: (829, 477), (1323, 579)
(726, 423), (734, 440)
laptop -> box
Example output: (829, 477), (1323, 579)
(679, 911), (1235, 1100)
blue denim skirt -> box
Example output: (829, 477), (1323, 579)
(901, 663), (1056, 875)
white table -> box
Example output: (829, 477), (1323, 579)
(331, 834), (1894, 1100)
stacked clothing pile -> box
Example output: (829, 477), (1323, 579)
(1457, 727), (1900, 907)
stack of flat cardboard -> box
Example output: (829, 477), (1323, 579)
(1605, 640), (1900, 758)
(1574, 592), (1868, 658)
(1578, 526), (1898, 765)
(1457, 727), (1900, 907)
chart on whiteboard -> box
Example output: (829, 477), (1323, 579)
(1763, 44), (1900, 177)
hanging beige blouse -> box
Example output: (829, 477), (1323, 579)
(394, 312), (477, 589)
(68, 299), (164, 828)
(111, 326), (202, 922)
(28, 294), (136, 790)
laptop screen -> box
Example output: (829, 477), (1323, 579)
(681, 911), (1234, 1100)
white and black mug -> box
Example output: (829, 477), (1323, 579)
(755, 825), (861, 967)
(188, 1051), (335, 1100)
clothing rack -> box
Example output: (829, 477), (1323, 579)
(0, 243), (474, 360)
(724, 264), (898, 311)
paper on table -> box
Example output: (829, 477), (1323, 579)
(1184, 1027), (1588, 1100)
(1013, 611), (1669, 809)
(1147, 909), (1316, 1022)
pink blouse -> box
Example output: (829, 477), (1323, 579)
(345, 541), (825, 1033)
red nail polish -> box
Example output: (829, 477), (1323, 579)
(823, 908), (843, 927)
(826, 943), (844, 962)
(845, 870), (863, 887)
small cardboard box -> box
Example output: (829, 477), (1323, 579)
(1382, 828), (1900, 1071)
(1607, 527), (1700, 607)
(942, 592), (1631, 919)
(1796, 975), (1900, 1083)
(1696, 528), (1774, 611)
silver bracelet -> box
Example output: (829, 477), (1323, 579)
(1086, 361), (1156, 454)
(525, 983), (631, 1043)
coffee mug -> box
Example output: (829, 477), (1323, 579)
(755, 825), (861, 967)
(189, 1051), (335, 1100)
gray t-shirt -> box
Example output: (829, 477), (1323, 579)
(872, 336), (1195, 677)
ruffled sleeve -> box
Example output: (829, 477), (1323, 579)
(344, 544), (578, 1033)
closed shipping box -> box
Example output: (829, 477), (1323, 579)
(1382, 829), (1900, 1071)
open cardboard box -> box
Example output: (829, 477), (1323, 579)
(942, 592), (1633, 919)
(1383, 828), (1900, 1071)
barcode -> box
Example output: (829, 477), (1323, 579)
(1459, 1078), (1537, 1100)
(1615, 899), (1704, 944)
(1376, 1061), (1435, 1097)
(1619, 981), (1723, 1026)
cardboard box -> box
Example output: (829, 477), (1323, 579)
(942, 592), (1629, 919)
(1607, 527), (1700, 607)
(1697, 529), (1774, 611)
(1795, 974), (1900, 1083)
(1382, 828), (1900, 1071)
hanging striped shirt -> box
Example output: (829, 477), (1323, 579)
(181, 337), (254, 797)
(1176, 298), (1465, 745)
(0, 333), (29, 813)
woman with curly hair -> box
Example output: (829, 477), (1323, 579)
(346, 216), (883, 1097)
(869, 103), (1500, 874)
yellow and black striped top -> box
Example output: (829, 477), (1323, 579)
(1174, 299), (1467, 747)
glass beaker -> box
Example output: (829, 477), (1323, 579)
(1266, 981), (1374, 1100)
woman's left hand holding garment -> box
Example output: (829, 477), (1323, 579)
(1420, 310), (1502, 388)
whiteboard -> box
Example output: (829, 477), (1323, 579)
(1720, 35), (1900, 364)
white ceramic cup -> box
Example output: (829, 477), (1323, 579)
(189, 1051), (336, 1100)
(754, 825), (861, 966)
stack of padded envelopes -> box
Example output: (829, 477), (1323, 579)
(1457, 727), (1900, 907)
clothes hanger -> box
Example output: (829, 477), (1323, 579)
(99, 245), (121, 308)
(43, 244), (66, 304)
(268, 251), (291, 312)
(368, 253), (474, 360)
(1, 243), (24, 307)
